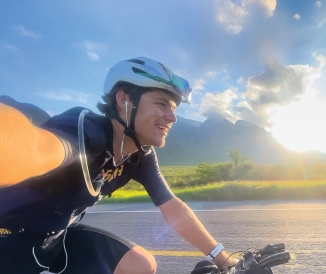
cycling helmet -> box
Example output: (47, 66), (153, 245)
(102, 57), (192, 155)
(103, 57), (192, 104)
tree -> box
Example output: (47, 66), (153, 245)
(229, 149), (250, 179)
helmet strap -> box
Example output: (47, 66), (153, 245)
(113, 89), (151, 155)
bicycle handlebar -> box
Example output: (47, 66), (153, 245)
(191, 243), (291, 274)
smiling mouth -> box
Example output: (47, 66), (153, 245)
(156, 125), (169, 134)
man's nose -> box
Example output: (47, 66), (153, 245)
(165, 109), (177, 123)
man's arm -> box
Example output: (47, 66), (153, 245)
(159, 196), (238, 270)
(0, 103), (65, 186)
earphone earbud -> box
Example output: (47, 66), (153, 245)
(125, 101), (129, 127)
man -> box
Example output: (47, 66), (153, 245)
(0, 57), (237, 273)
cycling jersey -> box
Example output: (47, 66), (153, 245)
(0, 107), (174, 236)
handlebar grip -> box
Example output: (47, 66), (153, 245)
(258, 252), (291, 268)
(190, 265), (218, 274)
(191, 261), (218, 274)
(270, 243), (285, 251)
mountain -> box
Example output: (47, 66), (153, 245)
(155, 115), (326, 166)
(0, 95), (51, 126)
(2, 95), (325, 165)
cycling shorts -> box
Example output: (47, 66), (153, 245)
(0, 224), (136, 274)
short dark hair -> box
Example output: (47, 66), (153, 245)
(97, 82), (152, 118)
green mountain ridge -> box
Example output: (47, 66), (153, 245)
(155, 115), (326, 166)
(2, 96), (324, 166)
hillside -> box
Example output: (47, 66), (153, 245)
(2, 95), (325, 165)
(155, 115), (326, 165)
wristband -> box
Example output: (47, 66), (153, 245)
(206, 243), (224, 261)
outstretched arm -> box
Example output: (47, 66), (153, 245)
(0, 103), (65, 186)
(159, 197), (238, 270)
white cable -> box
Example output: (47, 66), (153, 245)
(125, 101), (129, 127)
(32, 230), (68, 273)
(32, 247), (50, 270)
(78, 109), (102, 196)
(56, 229), (68, 274)
(119, 101), (129, 159)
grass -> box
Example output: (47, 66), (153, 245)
(99, 180), (326, 204)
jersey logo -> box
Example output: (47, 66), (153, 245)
(0, 228), (11, 235)
(100, 164), (124, 183)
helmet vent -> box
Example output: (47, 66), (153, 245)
(132, 67), (148, 75)
(128, 59), (145, 65)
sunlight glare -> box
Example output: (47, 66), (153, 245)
(271, 98), (326, 153)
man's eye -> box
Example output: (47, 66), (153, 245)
(157, 102), (165, 107)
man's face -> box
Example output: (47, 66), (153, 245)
(134, 90), (177, 147)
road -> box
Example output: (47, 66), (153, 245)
(82, 200), (326, 274)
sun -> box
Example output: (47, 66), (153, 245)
(271, 98), (326, 153)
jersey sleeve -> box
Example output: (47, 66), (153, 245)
(41, 107), (107, 169)
(132, 148), (175, 207)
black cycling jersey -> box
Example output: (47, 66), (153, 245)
(0, 107), (174, 237)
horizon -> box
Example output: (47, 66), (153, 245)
(1, 0), (326, 153)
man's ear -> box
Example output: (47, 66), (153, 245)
(115, 90), (131, 112)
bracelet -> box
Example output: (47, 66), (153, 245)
(205, 243), (224, 261)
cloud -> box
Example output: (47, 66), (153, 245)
(193, 78), (206, 92)
(35, 89), (95, 105)
(215, 0), (249, 34)
(317, 18), (326, 27)
(87, 51), (100, 61)
(238, 57), (323, 128)
(257, 0), (277, 15)
(15, 26), (41, 39)
(0, 40), (20, 52)
(214, 0), (276, 34)
(294, 14), (300, 20)
(313, 52), (326, 68)
(198, 53), (325, 130)
(316, 1), (322, 8)
(199, 88), (240, 122)
(73, 40), (106, 61)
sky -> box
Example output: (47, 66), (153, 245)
(1, 0), (326, 153)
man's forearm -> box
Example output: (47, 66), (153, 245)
(159, 197), (237, 269)
(0, 103), (64, 185)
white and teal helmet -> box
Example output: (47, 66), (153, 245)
(103, 57), (192, 104)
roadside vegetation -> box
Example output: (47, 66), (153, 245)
(100, 149), (326, 203)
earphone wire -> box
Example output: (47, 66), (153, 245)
(120, 101), (129, 159)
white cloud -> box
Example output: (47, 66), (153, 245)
(15, 26), (41, 39)
(197, 52), (325, 130)
(294, 14), (300, 20)
(316, 1), (322, 7)
(205, 70), (218, 78)
(199, 88), (239, 122)
(247, 0), (277, 16)
(87, 51), (100, 61)
(73, 40), (106, 61)
(215, 0), (276, 34)
(36, 89), (95, 105)
(258, 0), (277, 16)
(0, 40), (20, 52)
(215, 0), (248, 34)
(238, 60), (322, 128)
(193, 78), (206, 92)
(313, 52), (326, 68)
(317, 18), (326, 27)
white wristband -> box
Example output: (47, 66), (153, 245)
(206, 243), (224, 261)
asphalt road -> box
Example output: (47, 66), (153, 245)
(82, 200), (326, 274)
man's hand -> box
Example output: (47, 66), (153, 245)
(213, 253), (239, 270)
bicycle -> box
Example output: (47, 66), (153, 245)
(191, 243), (291, 274)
